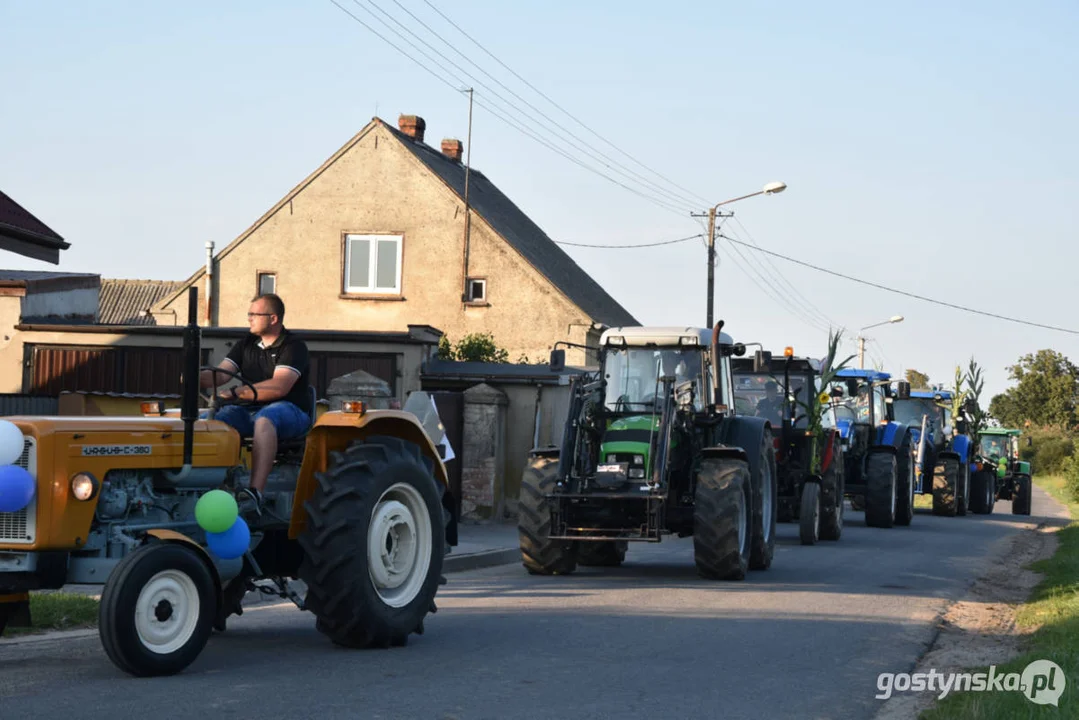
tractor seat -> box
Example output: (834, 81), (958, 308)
(240, 386), (317, 457)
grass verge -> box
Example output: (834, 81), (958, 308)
(919, 475), (1077, 718)
(2, 592), (99, 637)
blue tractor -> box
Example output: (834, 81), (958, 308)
(891, 389), (973, 517)
(825, 369), (917, 528)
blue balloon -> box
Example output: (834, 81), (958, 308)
(0, 464), (34, 513)
(205, 517), (250, 560)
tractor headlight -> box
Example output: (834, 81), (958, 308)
(71, 472), (99, 501)
(633, 455), (644, 465)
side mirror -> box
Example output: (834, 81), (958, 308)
(897, 381), (911, 400)
(955, 418), (967, 435)
(732, 343), (746, 357)
(549, 348), (566, 372)
(753, 349), (772, 373)
(831, 386), (845, 398)
(847, 379), (859, 396)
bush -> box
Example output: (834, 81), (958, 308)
(1063, 455), (1079, 504)
(1033, 434), (1075, 476)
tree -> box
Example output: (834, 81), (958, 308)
(905, 369), (931, 389)
(437, 333), (510, 363)
(988, 349), (1079, 431)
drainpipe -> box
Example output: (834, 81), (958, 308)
(204, 241), (214, 326)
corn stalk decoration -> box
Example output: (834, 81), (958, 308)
(797, 328), (856, 475)
(965, 357), (987, 440)
(947, 366), (970, 431)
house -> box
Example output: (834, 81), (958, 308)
(149, 114), (638, 365)
(0, 190), (70, 264)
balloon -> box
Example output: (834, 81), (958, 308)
(206, 517), (250, 560)
(0, 464), (35, 513)
(0, 420), (24, 466)
(194, 490), (238, 534)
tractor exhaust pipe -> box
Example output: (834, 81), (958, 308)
(167, 287), (201, 481)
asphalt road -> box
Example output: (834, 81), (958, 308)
(0, 489), (1064, 720)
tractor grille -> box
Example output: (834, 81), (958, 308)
(0, 437), (37, 544)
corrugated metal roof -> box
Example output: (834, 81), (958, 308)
(98, 279), (183, 325)
(0, 270), (97, 283)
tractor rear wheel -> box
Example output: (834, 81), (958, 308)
(933, 458), (959, 517)
(968, 469), (994, 514)
(749, 427), (778, 571)
(956, 461), (970, 516)
(895, 434), (915, 527)
(518, 456), (578, 575)
(99, 542), (217, 677)
(1012, 475), (1033, 515)
(577, 541), (627, 567)
(820, 443), (844, 541)
(298, 435), (446, 649)
(694, 457), (751, 580)
(865, 451), (898, 528)
(799, 482), (820, 545)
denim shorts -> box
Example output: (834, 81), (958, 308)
(215, 401), (311, 441)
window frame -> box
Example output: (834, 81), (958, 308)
(466, 277), (487, 303)
(256, 270), (276, 296)
(342, 233), (404, 296)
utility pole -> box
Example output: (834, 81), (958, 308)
(705, 207), (716, 328)
(461, 87), (474, 303)
(858, 336), (866, 369)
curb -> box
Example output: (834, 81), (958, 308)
(444, 548), (520, 574)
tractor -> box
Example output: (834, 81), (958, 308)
(825, 369), (916, 528)
(0, 287), (457, 676)
(971, 428), (1032, 515)
(517, 323), (778, 580)
(732, 349), (846, 545)
(891, 389), (974, 517)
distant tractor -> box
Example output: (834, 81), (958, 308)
(972, 428), (1032, 515)
(891, 390), (974, 517)
(518, 323), (779, 581)
(825, 370), (916, 528)
(733, 350), (845, 545)
(0, 288), (456, 676)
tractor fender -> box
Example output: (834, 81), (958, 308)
(936, 449), (961, 465)
(949, 434), (972, 463)
(529, 445), (561, 460)
(720, 415), (772, 485)
(876, 421), (910, 449)
(144, 529), (226, 602)
(702, 445), (750, 465)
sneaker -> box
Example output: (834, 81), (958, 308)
(235, 487), (264, 516)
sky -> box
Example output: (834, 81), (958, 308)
(2, 0), (1077, 403)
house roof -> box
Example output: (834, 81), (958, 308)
(0, 190), (70, 264)
(384, 120), (638, 327)
(99, 279), (183, 325)
(153, 117), (638, 327)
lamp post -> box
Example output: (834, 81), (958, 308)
(700, 181), (787, 328)
(858, 315), (904, 369)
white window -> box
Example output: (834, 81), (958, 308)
(345, 234), (402, 294)
(467, 278), (486, 302)
(258, 272), (276, 295)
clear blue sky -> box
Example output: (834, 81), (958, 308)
(3, 0), (1077, 403)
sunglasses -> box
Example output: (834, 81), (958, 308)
(247, 312), (273, 318)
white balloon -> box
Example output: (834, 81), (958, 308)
(0, 420), (25, 465)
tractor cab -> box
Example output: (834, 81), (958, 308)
(826, 369), (892, 447)
(892, 390), (952, 455)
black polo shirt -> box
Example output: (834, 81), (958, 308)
(224, 328), (312, 414)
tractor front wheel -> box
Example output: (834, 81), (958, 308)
(895, 435), (915, 527)
(298, 435), (446, 649)
(749, 427), (778, 571)
(968, 469), (995, 515)
(99, 542), (217, 677)
(518, 456), (578, 575)
(820, 444), (844, 541)
(799, 482), (820, 545)
(865, 451), (897, 528)
(933, 458), (959, 517)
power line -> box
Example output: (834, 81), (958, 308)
(555, 233), (703, 249)
(722, 234), (1079, 336)
(721, 239), (831, 334)
(329, 0), (689, 216)
(418, 0), (713, 208)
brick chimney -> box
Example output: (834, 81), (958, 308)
(441, 138), (463, 163)
(398, 114), (426, 142)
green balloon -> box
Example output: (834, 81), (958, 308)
(195, 490), (238, 534)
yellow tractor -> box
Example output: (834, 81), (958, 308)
(0, 288), (457, 676)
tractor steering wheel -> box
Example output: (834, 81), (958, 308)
(199, 365), (259, 412)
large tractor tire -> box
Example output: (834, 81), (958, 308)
(968, 469), (995, 515)
(895, 433), (916, 527)
(933, 457), (959, 517)
(956, 461), (971, 516)
(1012, 475), (1033, 515)
(99, 542), (217, 677)
(865, 451), (898, 528)
(577, 541), (627, 567)
(693, 457), (752, 580)
(799, 481), (820, 545)
(518, 456), (578, 575)
(749, 427), (778, 571)
(297, 435), (446, 649)
(820, 443), (845, 541)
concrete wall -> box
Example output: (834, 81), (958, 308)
(154, 120), (599, 366)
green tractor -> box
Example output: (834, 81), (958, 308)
(517, 323), (778, 580)
(970, 428), (1032, 515)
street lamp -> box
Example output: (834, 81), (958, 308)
(857, 315), (904, 369)
(700, 182), (787, 328)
